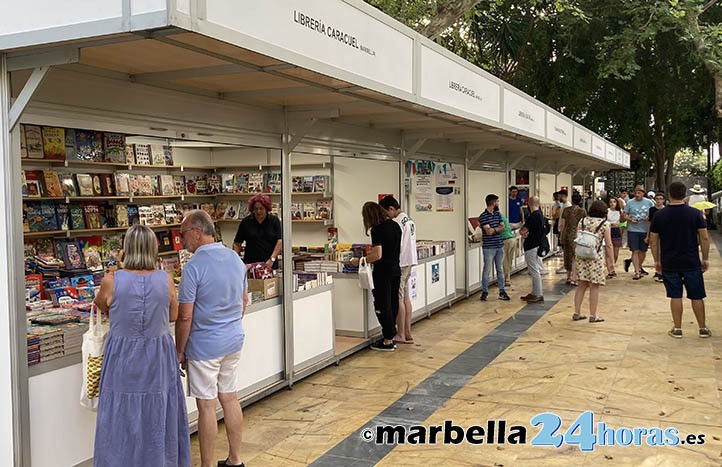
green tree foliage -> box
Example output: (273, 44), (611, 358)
(674, 148), (709, 176)
(365, 0), (721, 191)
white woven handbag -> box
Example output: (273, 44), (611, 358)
(80, 304), (109, 411)
(357, 257), (375, 290)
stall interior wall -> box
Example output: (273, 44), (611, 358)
(406, 159), (465, 294)
(468, 170), (508, 221)
(333, 157), (400, 244)
(539, 173), (557, 205)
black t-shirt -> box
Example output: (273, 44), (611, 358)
(523, 210), (545, 251)
(370, 219), (402, 277)
(233, 214), (282, 265)
(650, 204), (707, 272)
(649, 206), (661, 221)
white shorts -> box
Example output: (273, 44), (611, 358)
(186, 350), (243, 400)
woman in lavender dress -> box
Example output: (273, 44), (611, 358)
(93, 224), (190, 466)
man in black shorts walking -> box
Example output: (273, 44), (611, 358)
(649, 182), (711, 338)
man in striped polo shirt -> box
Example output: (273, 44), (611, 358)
(479, 194), (511, 301)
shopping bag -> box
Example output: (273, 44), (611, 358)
(357, 257), (375, 290)
(80, 304), (108, 411)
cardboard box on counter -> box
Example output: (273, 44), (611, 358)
(248, 277), (280, 299)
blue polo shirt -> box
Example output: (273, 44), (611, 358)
(508, 196), (523, 223)
(178, 242), (247, 361)
(624, 198), (654, 233)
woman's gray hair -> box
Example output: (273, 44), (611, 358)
(122, 224), (158, 271)
(183, 209), (216, 237)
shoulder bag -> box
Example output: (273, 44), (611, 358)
(80, 304), (109, 411)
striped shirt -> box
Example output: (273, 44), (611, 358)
(479, 209), (504, 249)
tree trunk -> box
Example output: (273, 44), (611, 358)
(655, 147), (666, 192)
(422, 0), (482, 40)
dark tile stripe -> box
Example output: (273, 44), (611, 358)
(310, 282), (569, 466)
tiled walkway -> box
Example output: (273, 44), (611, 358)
(191, 233), (722, 466)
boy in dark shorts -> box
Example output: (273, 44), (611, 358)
(649, 182), (711, 338)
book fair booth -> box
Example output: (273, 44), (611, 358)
(0, 1), (629, 465)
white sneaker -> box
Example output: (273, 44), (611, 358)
(556, 268), (567, 274)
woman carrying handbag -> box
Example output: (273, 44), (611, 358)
(92, 224), (191, 467)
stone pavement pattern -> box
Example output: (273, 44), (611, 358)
(190, 235), (722, 466)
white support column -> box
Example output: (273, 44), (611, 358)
(0, 53), (29, 467)
(463, 147), (470, 298)
(281, 109), (295, 387)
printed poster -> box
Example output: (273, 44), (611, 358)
(435, 186), (454, 212)
(431, 263), (440, 283)
(410, 269), (418, 300)
(415, 174), (433, 212)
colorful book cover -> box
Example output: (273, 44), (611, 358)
(77, 287), (95, 302)
(248, 172), (264, 193)
(179, 204), (197, 218)
(41, 127), (66, 160)
(21, 170), (28, 198)
(59, 173), (77, 197)
(163, 146), (174, 166)
(315, 199), (332, 220)
(291, 203), (302, 220)
(185, 177), (197, 194)
(133, 144), (151, 165)
(24, 125), (44, 159)
(100, 174), (115, 196)
(313, 175), (328, 194)
(199, 203), (215, 219)
(124, 144), (135, 164)
(22, 203), (29, 232)
(24, 170), (44, 197)
(27, 202), (59, 232)
(157, 232), (174, 252)
(238, 202), (250, 219)
(83, 203), (102, 230)
(178, 249), (193, 269)
(292, 176), (304, 192)
(137, 175), (154, 196)
(103, 133), (126, 163)
(171, 230), (183, 250)
(303, 201), (316, 220)
(214, 201), (228, 220)
(163, 203), (179, 225)
(265, 172), (282, 193)
(160, 175), (175, 196)
(151, 204), (167, 225)
(234, 173), (248, 193)
(64, 129), (76, 160)
(173, 175), (186, 195)
(114, 205), (129, 227)
(20, 126), (28, 158)
(59, 241), (85, 269)
(41, 170), (62, 197)
(138, 206), (153, 225)
(74, 130), (104, 161)
(103, 205), (115, 228)
(83, 244), (103, 271)
(102, 234), (123, 264)
(91, 174), (103, 196)
(68, 204), (86, 230)
(224, 202), (239, 220)
(194, 175), (208, 194)
(114, 173), (130, 196)
(150, 175), (160, 196)
(55, 203), (69, 230)
(221, 173), (235, 193)
(150, 144), (165, 166)
(160, 256), (181, 278)
(207, 174), (221, 194)
(75, 174), (94, 196)
(129, 175), (140, 196)
(302, 176), (314, 193)
(127, 205), (139, 225)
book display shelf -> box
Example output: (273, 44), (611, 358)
(22, 124), (336, 369)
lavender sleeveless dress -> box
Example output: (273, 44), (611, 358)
(94, 270), (191, 467)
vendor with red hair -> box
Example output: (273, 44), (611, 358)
(232, 194), (282, 269)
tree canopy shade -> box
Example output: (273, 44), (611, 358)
(366, 0), (721, 191)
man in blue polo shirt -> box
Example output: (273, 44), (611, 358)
(176, 210), (248, 467)
(508, 186), (525, 229)
(624, 185), (655, 280)
(479, 194), (511, 301)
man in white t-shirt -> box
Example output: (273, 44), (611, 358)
(380, 196), (417, 344)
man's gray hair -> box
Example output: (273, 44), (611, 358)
(528, 196), (540, 207)
(183, 209), (216, 237)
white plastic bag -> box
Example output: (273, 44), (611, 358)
(574, 219), (605, 260)
(80, 304), (109, 411)
(358, 257), (375, 290)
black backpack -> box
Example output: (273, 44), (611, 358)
(538, 216), (551, 257)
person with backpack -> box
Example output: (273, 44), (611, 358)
(572, 200), (614, 323)
(520, 197), (548, 303)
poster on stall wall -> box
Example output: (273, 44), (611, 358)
(415, 174), (433, 212)
(410, 269), (418, 299)
(435, 163), (460, 187)
(435, 186), (454, 212)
